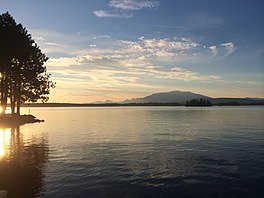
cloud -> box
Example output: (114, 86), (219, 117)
(45, 36), (222, 85)
(108, 0), (160, 10)
(31, 30), (85, 56)
(30, 30), (116, 57)
(46, 54), (222, 91)
(216, 42), (235, 59)
(142, 38), (199, 50)
(209, 45), (217, 56)
(46, 42), (65, 46)
(34, 36), (44, 41)
(94, 0), (159, 18)
(32, 29), (236, 64)
(209, 46), (216, 50)
(93, 10), (133, 18)
(206, 43), (236, 61)
(221, 42), (234, 48)
(118, 37), (201, 61)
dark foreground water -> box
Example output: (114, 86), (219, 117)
(0, 106), (264, 198)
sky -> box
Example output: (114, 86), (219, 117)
(0, 0), (263, 103)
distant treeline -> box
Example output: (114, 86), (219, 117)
(21, 102), (181, 107)
(185, 98), (212, 107)
(20, 101), (264, 108)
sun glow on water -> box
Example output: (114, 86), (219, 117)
(0, 128), (11, 159)
(5, 108), (11, 114)
(0, 131), (5, 158)
(0, 107), (12, 114)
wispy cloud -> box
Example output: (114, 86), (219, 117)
(44, 35), (223, 87)
(46, 42), (65, 46)
(33, 30), (236, 65)
(209, 45), (217, 57)
(221, 42), (234, 48)
(214, 42), (236, 60)
(108, 0), (160, 10)
(93, 10), (133, 18)
(94, 0), (159, 18)
(46, 55), (222, 83)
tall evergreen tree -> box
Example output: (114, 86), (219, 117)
(0, 12), (54, 115)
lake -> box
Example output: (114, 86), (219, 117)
(0, 106), (264, 198)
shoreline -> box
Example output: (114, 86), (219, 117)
(0, 114), (44, 127)
(20, 103), (264, 108)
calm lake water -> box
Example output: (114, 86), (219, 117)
(0, 106), (264, 198)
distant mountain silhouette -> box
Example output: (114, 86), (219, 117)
(122, 90), (264, 105)
(122, 91), (211, 104)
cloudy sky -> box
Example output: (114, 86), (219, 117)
(0, 0), (263, 102)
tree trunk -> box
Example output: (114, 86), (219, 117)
(10, 82), (16, 114)
(1, 74), (8, 114)
(16, 79), (21, 115)
(0, 77), (4, 114)
(16, 97), (20, 115)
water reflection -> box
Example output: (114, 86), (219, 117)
(0, 129), (10, 159)
(0, 127), (49, 198)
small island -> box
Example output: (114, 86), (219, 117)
(0, 12), (54, 127)
(185, 98), (212, 107)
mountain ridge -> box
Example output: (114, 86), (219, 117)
(122, 90), (211, 104)
(121, 90), (264, 105)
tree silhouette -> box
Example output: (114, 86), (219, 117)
(185, 98), (212, 106)
(0, 12), (54, 115)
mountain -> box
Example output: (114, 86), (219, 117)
(122, 91), (211, 104)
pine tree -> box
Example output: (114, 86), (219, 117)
(0, 12), (55, 115)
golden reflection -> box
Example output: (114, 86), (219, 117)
(0, 128), (11, 159)
(0, 107), (12, 114)
(0, 127), (49, 197)
(4, 108), (11, 114)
